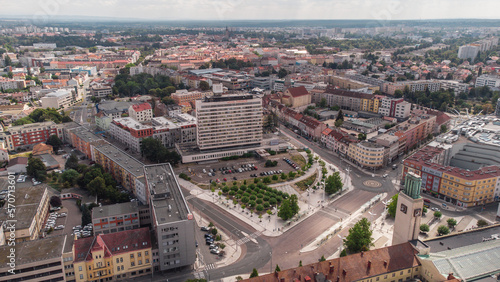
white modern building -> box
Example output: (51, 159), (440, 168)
(128, 102), (153, 122)
(195, 94), (263, 151)
(439, 80), (469, 94)
(458, 45), (479, 60)
(41, 89), (73, 109)
(108, 117), (151, 153)
(475, 74), (500, 88)
(378, 97), (411, 119)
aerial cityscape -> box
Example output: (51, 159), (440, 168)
(1, 2), (500, 282)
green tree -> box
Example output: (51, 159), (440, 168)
(65, 153), (79, 170)
(357, 133), (367, 141)
(343, 218), (373, 254)
(81, 204), (92, 226)
(447, 218), (457, 228)
(46, 135), (63, 152)
(387, 194), (398, 217)
(278, 199), (293, 220)
(275, 264), (281, 272)
(319, 98), (327, 108)
(26, 157), (47, 181)
(319, 255), (326, 262)
(477, 219), (488, 227)
(325, 172), (343, 194)
(420, 224), (430, 233)
(50, 195), (62, 207)
(299, 260), (302, 267)
(440, 124), (448, 134)
(249, 268), (259, 278)
(434, 211), (442, 219)
(199, 81), (210, 91)
(278, 68), (288, 79)
(87, 176), (106, 196)
(61, 169), (79, 186)
(334, 119), (343, 128)
(437, 225), (450, 235)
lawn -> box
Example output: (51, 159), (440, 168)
(295, 173), (317, 191)
(291, 154), (306, 168)
(9, 151), (32, 160)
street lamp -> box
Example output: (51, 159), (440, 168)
(270, 251), (273, 274)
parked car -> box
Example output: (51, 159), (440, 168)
(423, 199), (431, 203)
(210, 249), (220, 255)
(201, 226), (209, 231)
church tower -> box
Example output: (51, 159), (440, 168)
(392, 172), (424, 245)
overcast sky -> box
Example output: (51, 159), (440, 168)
(1, 0), (500, 21)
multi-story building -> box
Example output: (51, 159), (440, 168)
(0, 121), (64, 151)
(383, 80), (441, 95)
(171, 90), (212, 107)
(281, 86), (312, 109)
(328, 75), (380, 92)
(144, 164), (196, 272)
(0, 235), (69, 282)
(439, 80), (469, 94)
(41, 88), (73, 109)
(321, 87), (380, 113)
(403, 145), (500, 207)
(0, 186), (50, 243)
(389, 114), (436, 154)
(108, 117), (153, 153)
(0, 78), (26, 90)
(73, 228), (153, 281)
(92, 202), (141, 235)
(93, 143), (148, 204)
(348, 141), (386, 169)
(251, 76), (272, 90)
(128, 102), (153, 122)
(378, 97), (411, 119)
(68, 126), (107, 159)
(195, 95), (263, 151)
(151, 115), (197, 148)
(458, 45), (480, 60)
(475, 74), (500, 88)
(90, 85), (113, 98)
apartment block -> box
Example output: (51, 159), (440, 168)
(128, 102), (153, 122)
(109, 117), (153, 153)
(328, 75), (380, 92)
(0, 121), (64, 151)
(0, 186), (50, 244)
(93, 143), (148, 204)
(458, 45), (479, 60)
(321, 86), (380, 113)
(475, 74), (500, 88)
(171, 90), (212, 106)
(0, 236), (68, 282)
(439, 80), (468, 94)
(195, 95), (263, 151)
(389, 114), (436, 154)
(68, 126), (107, 159)
(90, 85), (113, 98)
(403, 145), (500, 207)
(378, 97), (411, 119)
(347, 141), (386, 169)
(92, 202), (141, 235)
(144, 164), (196, 271)
(41, 88), (73, 109)
(73, 228), (153, 282)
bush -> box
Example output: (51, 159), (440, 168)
(420, 224), (429, 233)
(447, 218), (457, 228)
(477, 219), (488, 227)
(437, 225), (450, 235)
(272, 175), (278, 181)
(179, 173), (191, 181)
(265, 160), (278, 167)
(434, 211), (442, 219)
(50, 196), (62, 207)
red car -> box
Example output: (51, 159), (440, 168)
(423, 199), (431, 203)
(223, 178), (227, 182)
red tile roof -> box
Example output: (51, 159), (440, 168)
(244, 242), (420, 282)
(131, 102), (152, 112)
(8, 157), (28, 166)
(74, 227), (151, 263)
(286, 86), (309, 98)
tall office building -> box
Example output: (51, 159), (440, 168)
(392, 172), (424, 246)
(195, 95), (263, 151)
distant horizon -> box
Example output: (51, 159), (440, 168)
(1, 0), (500, 24)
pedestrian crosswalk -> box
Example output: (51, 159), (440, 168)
(235, 231), (262, 245)
(205, 263), (216, 270)
(194, 271), (205, 279)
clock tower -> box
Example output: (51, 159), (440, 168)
(392, 172), (424, 245)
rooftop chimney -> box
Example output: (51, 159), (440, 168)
(367, 260), (371, 269)
(342, 269), (347, 276)
(383, 260), (388, 267)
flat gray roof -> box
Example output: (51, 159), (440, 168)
(72, 127), (104, 143)
(92, 202), (139, 219)
(425, 225), (500, 253)
(0, 235), (66, 266)
(145, 164), (190, 225)
(0, 186), (47, 230)
(95, 143), (145, 177)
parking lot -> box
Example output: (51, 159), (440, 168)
(44, 199), (83, 239)
(178, 152), (305, 185)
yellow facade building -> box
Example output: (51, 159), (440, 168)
(348, 141), (386, 169)
(73, 228), (152, 282)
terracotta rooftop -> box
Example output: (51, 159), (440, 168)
(8, 156), (28, 166)
(286, 86), (309, 98)
(244, 242), (420, 282)
(74, 227), (151, 263)
(32, 143), (53, 155)
(131, 102), (152, 112)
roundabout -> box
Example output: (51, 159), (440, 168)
(363, 179), (382, 188)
